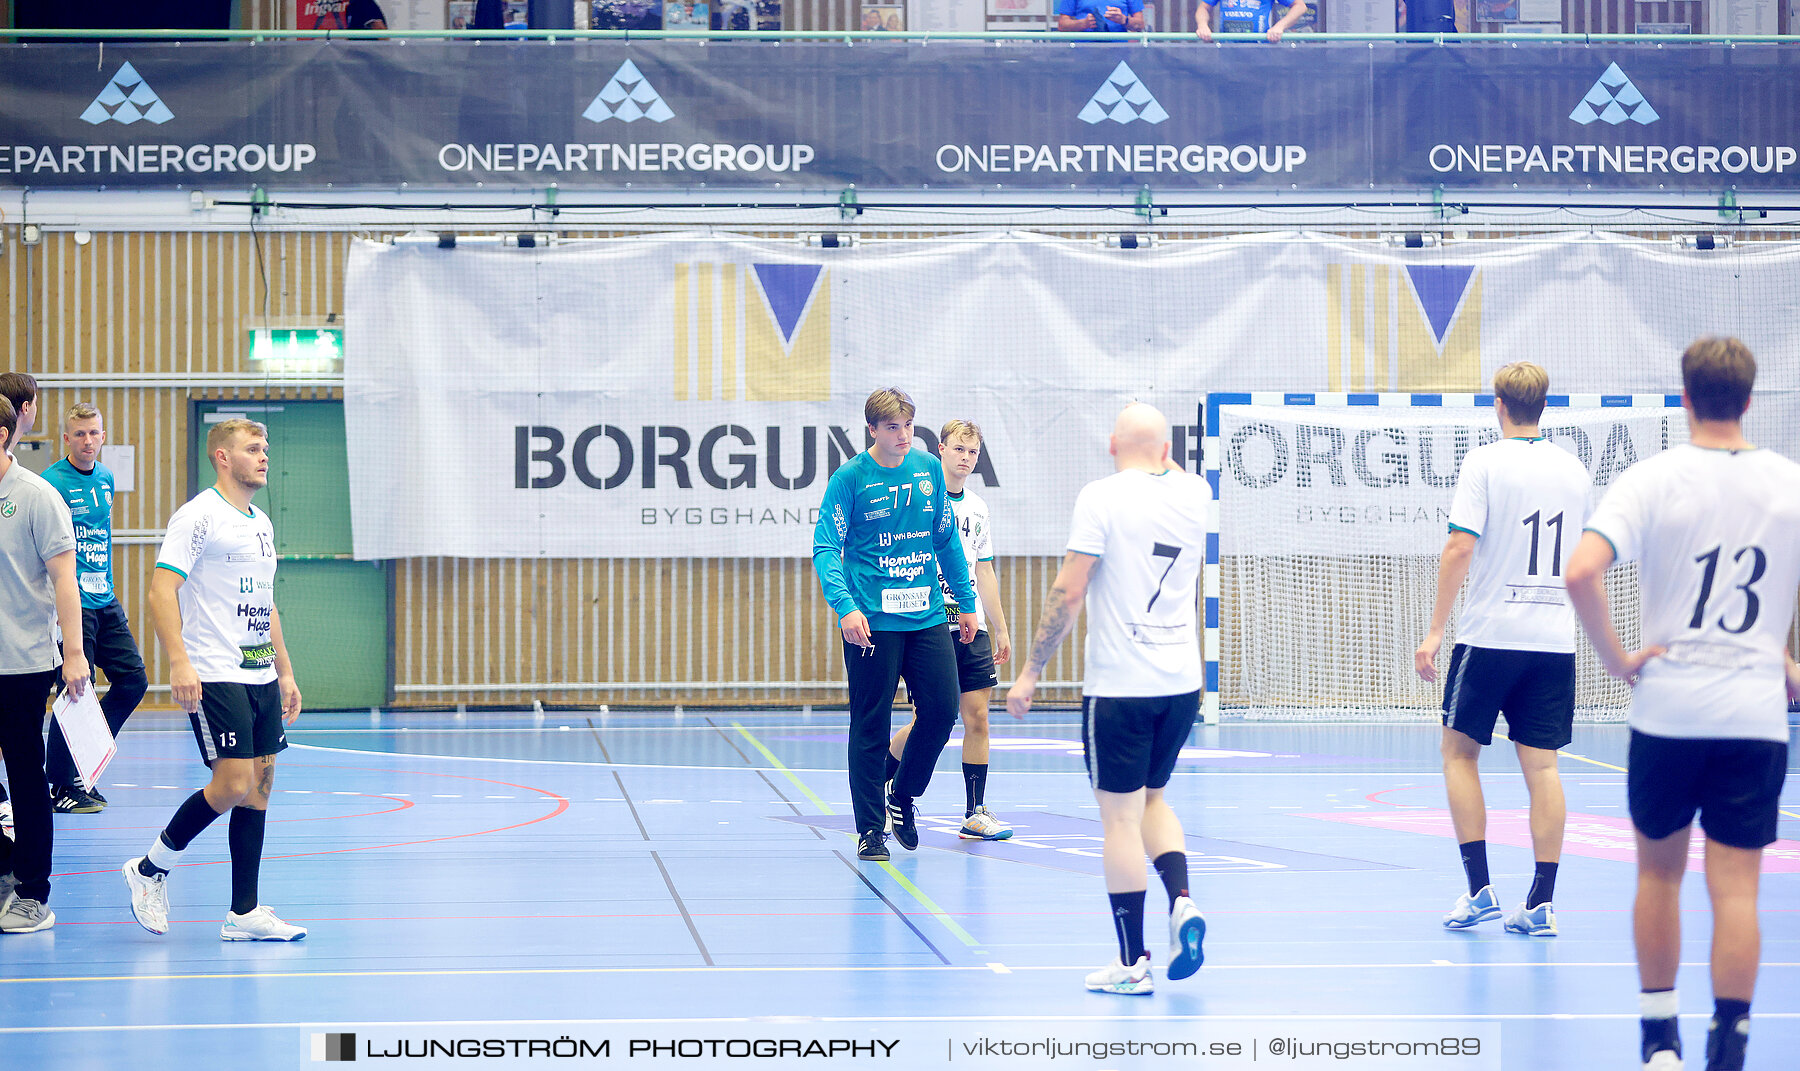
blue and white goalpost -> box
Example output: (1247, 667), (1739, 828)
(1200, 391), (1685, 724)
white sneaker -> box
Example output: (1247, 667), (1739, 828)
(1444, 885), (1501, 929)
(1084, 955), (1153, 995)
(1642, 1049), (1683, 1070)
(1166, 896), (1207, 980)
(1502, 901), (1558, 936)
(122, 857), (171, 935)
(0, 896), (54, 933)
(222, 905), (307, 942)
(958, 807), (1013, 840)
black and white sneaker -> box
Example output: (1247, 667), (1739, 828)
(887, 796), (918, 851)
(856, 831), (889, 862)
(1705, 1015), (1748, 1071)
(1641, 1017), (1682, 1070)
(52, 786), (103, 815)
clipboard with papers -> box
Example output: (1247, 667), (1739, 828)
(52, 685), (116, 790)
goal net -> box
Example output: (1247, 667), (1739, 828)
(1208, 395), (1687, 721)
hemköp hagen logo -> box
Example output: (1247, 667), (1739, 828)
(1569, 63), (1659, 126)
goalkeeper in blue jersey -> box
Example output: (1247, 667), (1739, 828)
(813, 388), (978, 862)
(42, 402), (148, 814)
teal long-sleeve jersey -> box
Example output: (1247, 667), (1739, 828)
(812, 449), (976, 633)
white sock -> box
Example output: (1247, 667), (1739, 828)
(145, 835), (182, 873)
(1640, 989), (1679, 1020)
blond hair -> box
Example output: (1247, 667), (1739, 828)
(206, 418), (268, 469)
(67, 401), (101, 424)
(1681, 336), (1756, 421)
(939, 419), (982, 446)
(1493, 362), (1549, 424)
(863, 387), (916, 427)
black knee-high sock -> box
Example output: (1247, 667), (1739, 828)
(962, 763), (987, 817)
(140, 791), (226, 877)
(883, 750), (900, 784)
(228, 807), (267, 916)
(1526, 861), (1558, 908)
(165, 791), (226, 851)
(1108, 890), (1147, 965)
(1459, 840), (1490, 896)
(1153, 851), (1190, 910)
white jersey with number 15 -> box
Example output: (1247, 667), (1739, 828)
(155, 488), (280, 686)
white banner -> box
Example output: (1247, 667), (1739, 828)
(1217, 405), (1682, 557)
(344, 232), (1800, 559)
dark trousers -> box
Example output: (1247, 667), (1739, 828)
(843, 626), (960, 836)
(46, 600), (147, 788)
(0, 670), (58, 903)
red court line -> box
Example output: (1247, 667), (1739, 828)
(54, 764), (569, 879)
(1366, 786), (1433, 808)
(75, 793), (416, 834)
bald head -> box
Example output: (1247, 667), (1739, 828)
(1110, 402), (1172, 471)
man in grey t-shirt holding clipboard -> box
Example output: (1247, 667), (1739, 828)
(0, 392), (90, 935)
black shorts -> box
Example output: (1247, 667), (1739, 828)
(952, 629), (999, 694)
(1441, 644), (1575, 750)
(1080, 690), (1199, 794)
(1628, 729), (1788, 849)
(189, 681), (288, 766)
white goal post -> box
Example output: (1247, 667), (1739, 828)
(1201, 391), (1686, 723)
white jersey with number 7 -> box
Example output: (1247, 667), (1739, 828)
(1067, 467), (1210, 698)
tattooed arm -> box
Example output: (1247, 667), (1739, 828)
(1005, 551), (1098, 720)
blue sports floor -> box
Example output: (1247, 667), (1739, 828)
(1, 710), (1795, 1069)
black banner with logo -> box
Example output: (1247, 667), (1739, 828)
(1, 40), (1796, 192)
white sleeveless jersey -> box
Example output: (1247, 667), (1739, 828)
(1447, 437), (1593, 653)
(1585, 444), (1800, 743)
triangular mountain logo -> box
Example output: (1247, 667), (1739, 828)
(1569, 63), (1659, 126)
(752, 264), (822, 346)
(80, 62), (174, 125)
(582, 59), (674, 124)
(1405, 265), (1476, 347)
(1077, 61), (1168, 126)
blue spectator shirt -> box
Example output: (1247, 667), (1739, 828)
(813, 450), (976, 633)
(1056, 0), (1145, 31)
(41, 457), (116, 609)
(1214, 0), (1279, 32)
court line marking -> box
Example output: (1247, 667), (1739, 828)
(6, 1011), (1800, 1035)
(728, 722), (835, 814)
(650, 850), (713, 966)
(286, 743), (1455, 778)
(872, 861), (981, 947)
(731, 721), (988, 950)
(834, 851), (950, 965)
(10, 961), (1800, 987)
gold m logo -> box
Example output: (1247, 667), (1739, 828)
(673, 263), (830, 401)
(1326, 265), (1481, 393)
